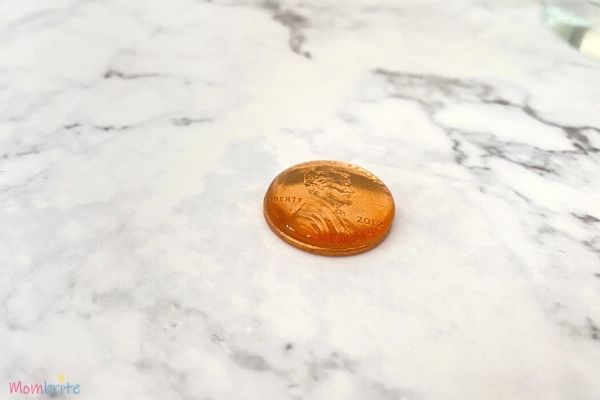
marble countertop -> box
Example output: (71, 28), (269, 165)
(1, 0), (600, 399)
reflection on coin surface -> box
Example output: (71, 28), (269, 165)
(263, 160), (395, 256)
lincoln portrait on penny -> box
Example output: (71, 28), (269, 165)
(290, 166), (358, 239)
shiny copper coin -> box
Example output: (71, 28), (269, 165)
(263, 160), (395, 256)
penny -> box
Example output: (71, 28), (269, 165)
(263, 160), (395, 256)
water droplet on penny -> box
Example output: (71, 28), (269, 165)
(263, 160), (395, 256)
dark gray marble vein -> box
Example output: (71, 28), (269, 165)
(375, 68), (600, 177)
(263, 0), (312, 58)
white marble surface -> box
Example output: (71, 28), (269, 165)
(1, 0), (600, 399)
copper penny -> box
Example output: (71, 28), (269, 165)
(263, 160), (395, 256)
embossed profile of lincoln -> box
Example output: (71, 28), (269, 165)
(291, 166), (357, 238)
